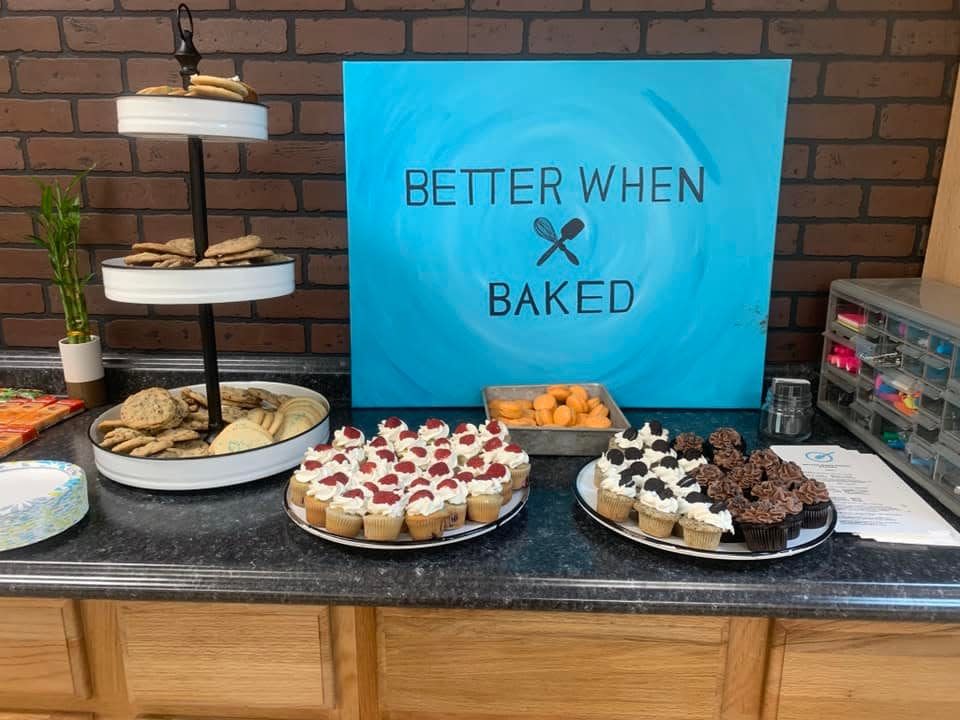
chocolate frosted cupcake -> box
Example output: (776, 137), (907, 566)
(770, 460), (807, 489)
(690, 463), (724, 486)
(713, 447), (745, 472)
(673, 431), (704, 455)
(750, 479), (782, 501)
(707, 427), (746, 457)
(770, 488), (804, 540)
(724, 494), (752, 542)
(748, 448), (782, 479)
(738, 500), (788, 552)
(794, 478), (831, 528)
(727, 462), (762, 496)
(706, 476), (743, 502)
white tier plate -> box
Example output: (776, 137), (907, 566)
(285, 485), (529, 551)
(575, 460), (835, 561)
(0, 460), (88, 552)
(116, 96), (267, 142)
(89, 382), (330, 491)
(102, 257), (295, 305)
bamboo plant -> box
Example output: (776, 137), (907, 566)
(27, 169), (93, 344)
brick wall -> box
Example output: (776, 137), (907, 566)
(0, 1), (957, 363)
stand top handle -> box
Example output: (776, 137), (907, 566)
(174, 4), (201, 90)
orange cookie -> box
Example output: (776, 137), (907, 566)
(584, 415), (612, 429)
(566, 394), (588, 414)
(535, 408), (554, 426)
(497, 401), (523, 419)
(553, 405), (574, 427)
(533, 393), (557, 410)
(504, 416), (536, 427)
(518, 399), (534, 410)
(569, 385), (589, 402)
(589, 403), (610, 418)
(587, 397), (602, 410)
(547, 385), (571, 402)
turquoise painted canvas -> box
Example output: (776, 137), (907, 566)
(343, 60), (790, 408)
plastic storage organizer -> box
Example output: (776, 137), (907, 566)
(819, 278), (960, 518)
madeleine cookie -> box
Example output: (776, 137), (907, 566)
(120, 387), (179, 431)
(204, 235), (261, 258)
(209, 419), (273, 455)
(186, 85), (245, 102)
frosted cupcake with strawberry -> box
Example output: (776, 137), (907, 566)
(400, 443), (431, 469)
(482, 462), (513, 502)
(466, 475), (504, 523)
(425, 460), (454, 484)
(493, 443), (530, 489)
(405, 489), (448, 540)
(325, 488), (367, 538)
(478, 419), (510, 443)
(304, 475), (344, 527)
(393, 430), (421, 455)
(333, 425), (364, 450)
(377, 416), (408, 446)
(418, 418), (450, 444)
(434, 476), (468, 529)
(451, 432), (482, 464)
(391, 460), (419, 488)
(363, 490), (407, 541)
(289, 458), (325, 506)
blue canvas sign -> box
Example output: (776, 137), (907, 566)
(344, 60), (790, 408)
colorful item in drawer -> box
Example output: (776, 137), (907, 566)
(874, 376), (919, 416)
(881, 431), (906, 451)
(828, 344), (860, 374)
(836, 311), (867, 332)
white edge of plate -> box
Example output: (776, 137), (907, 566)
(116, 95), (268, 142)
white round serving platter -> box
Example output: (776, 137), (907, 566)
(102, 257), (295, 305)
(116, 95), (268, 142)
(0, 460), (88, 552)
(89, 382), (330, 491)
(285, 485), (529, 551)
(575, 460), (836, 561)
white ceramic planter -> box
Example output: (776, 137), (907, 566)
(58, 335), (104, 384)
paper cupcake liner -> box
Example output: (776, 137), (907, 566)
(782, 513), (803, 540)
(363, 513), (404, 541)
(597, 489), (634, 523)
(801, 501), (831, 529)
(304, 496), (330, 528)
(406, 511), (447, 540)
(510, 463), (531, 490)
(325, 507), (363, 538)
(500, 480), (513, 504)
(593, 464), (604, 488)
(444, 502), (467, 529)
(636, 505), (678, 538)
(289, 478), (309, 507)
(467, 494), (503, 523)
(740, 522), (788, 552)
(680, 518), (723, 550)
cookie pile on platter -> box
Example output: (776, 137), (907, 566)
(593, 423), (832, 552)
(122, 234), (289, 269)
(136, 74), (258, 103)
(288, 418), (531, 542)
(95, 386), (327, 459)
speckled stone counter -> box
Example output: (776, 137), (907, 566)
(1, 407), (958, 621)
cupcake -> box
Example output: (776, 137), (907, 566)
(618, 461), (651, 484)
(377, 416), (408, 445)
(356, 459), (384, 485)
(770, 488), (804, 540)
(672, 432), (704, 455)
(771, 461), (807, 489)
(677, 489), (712, 517)
(418, 417), (450, 444)
(332, 425), (365, 449)
(677, 448), (708, 475)
(634, 477), (680, 537)
(498, 443), (531, 489)
(400, 443), (431, 469)
(426, 461), (454, 484)
(794, 479), (831, 528)
(393, 430), (421, 455)
(727, 462), (762, 496)
(748, 448), (781, 479)
(451, 432), (481, 465)
(650, 455), (684, 485)
(637, 420), (669, 448)
(391, 460), (419, 488)
(595, 448), (628, 487)
(304, 475), (342, 527)
(750, 480), (782, 501)
(372, 448), (397, 467)
(484, 462), (513, 502)
(463, 454), (489, 476)
(642, 438), (675, 467)
(376, 472), (403, 492)
(466, 475), (504, 523)
(363, 490), (407, 541)
(707, 427), (745, 455)
(325, 488), (367, 538)
(365, 436), (390, 456)
(737, 500), (788, 552)
(680, 501), (733, 550)
(304, 443), (337, 464)
(431, 446), (457, 468)
(289, 459), (324, 507)
(597, 475), (637, 523)
(434, 476), (468, 529)
(609, 427), (642, 451)
(671, 477), (703, 537)
(481, 436), (506, 462)
(451, 421), (479, 439)
(723, 494), (752, 542)
(478, 419), (510, 444)
(713, 447), (745, 472)
(690, 463), (724, 487)
(706, 477), (743, 503)
(405, 489), (447, 540)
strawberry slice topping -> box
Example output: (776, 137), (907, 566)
(486, 463), (508, 478)
(409, 489), (434, 503)
(363, 481), (379, 494)
(369, 436), (388, 448)
(343, 426), (362, 439)
(425, 418), (445, 429)
(378, 473), (400, 486)
(328, 472), (350, 485)
(342, 488), (365, 499)
(330, 453), (349, 464)
(359, 461), (378, 474)
(433, 448), (453, 461)
(375, 449), (396, 462)
(483, 437), (503, 452)
(427, 461), (450, 476)
(454, 423), (471, 434)
(394, 460), (416, 474)
(485, 420), (503, 433)
(454, 471), (473, 483)
(408, 477), (431, 488)
(459, 433), (476, 445)
(319, 476), (340, 487)
(505, 443), (523, 453)
(382, 416), (403, 428)
(313, 443), (332, 452)
(439, 477), (461, 489)
(434, 437), (452, 448)
(407, 446), (427, 458)
(372, 491), (401, 505)
(303, 460), (322, 471)
(466, 456), (486, 469)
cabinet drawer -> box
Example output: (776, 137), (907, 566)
(119, 602), (335, 714)
(0, 714), (91, 720)
(767, 620), (960, 720)
(377, 608), (728, 720)
(0, 599), (89, 698)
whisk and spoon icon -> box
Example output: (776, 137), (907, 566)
(533, 217), (585, 266)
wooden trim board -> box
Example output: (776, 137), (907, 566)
(924, 72), (960, 285)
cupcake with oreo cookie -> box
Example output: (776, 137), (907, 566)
(634, 477), (680, 537)
(597, 474), (638, 523)
(642, 438), (675, 467)
(650, 454), (684, 485)
(637, 420), (669, 448)
(677, 447), (708, 475)
(680, 500), (733, 550)
(595, 448), (627, 487)
(609, 426), (643, 451)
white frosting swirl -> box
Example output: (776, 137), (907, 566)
(329, 492), (366, 515)
(433, 480), (467, 505)
(377, 418), (408, 445)
(678, 494), (712, 515)
(684, 503), (733, 532)
(366, 494), (406, 517)
(333, 427), (365, 449)
(489, 445), (529, 469)
(600, 476), (636, 498)
(651, 463), (684, 484)
(638, 422), (670, 447)
(406, 491), (446, 516)
(418, 419), (450, 444)
(642, 446), (675, 466)
(467, 478), (502, 496)
(678, 455), (708, 474)
(307, 481), (341, 502)
(638, 489), (679, 515)
(452, 434), (481, 460)
(293, 465), (323, 485)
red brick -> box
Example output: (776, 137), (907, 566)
(781, 145), (809, 179)
(414, 18), (523, 54)
(64, 17), (171, 53)
(307, 254), (348, 285)
(856, 261), (922, 279)
(303, 179), (346, 212)
(768, 296), (791, 328)
(246, 141), (344, 174)
(476, 0), (580, 8)
(779, 185), (862, 218)
(141, 215), (245, 245)
(0, 283), (44, 313)
(766, 331), (822, 363)
(8, 0), (113, 8)
(776, 223), (799, 255)
(194, 19), (287, 54)
(530, 19), (641, 54)
(106, 319), (199, 350)
(868, 186), (936, 217)
(769, 19), (886, 56)
(0, 17), (60, 52)
(3, 317), (100, 348)
(126, 58), (235, 92)
(0, 247), (90, 279)
(298, 19), (404, 55)
(0, 139), (23, 170)
(0, 175), (72, 206)
(804, 223), (915, 256)
(824, 62), (945, 98)
(891, 20), (960, 57)
(135, 139), (239, 173)
(77, 99), (117, 133)
(28, 137), (131, 172)
(267, 101), (294, 135)
(0, 99), (73, 133)
(647, 19), (761, 55)
(243, 61), (342, 95)
(0, 212), (34, 243)
(205, 179), (296, 211)
(353, 0), (458, 6)
(0, 59), (9, 93)
(86, 177), (187, 210)
(79, 213), (138, 245)
(50, 284), (147, 317)
(795, 297), (828, 328)
(17, 58), (122, 94)
(258, 288), (349, 319)
(838, 0), (951, 8)
(785, 104), (874, 140)
(879, 104), (951, 139)
(773, 260), (852, 292)
(814, 145), (927, 180)
(714, 0), (825, 8)
(152, 301), (250, 318)
(237, 0), (344, 7)
(249, 217), (346, 249)
(219, 323), (305, 353)
(311, 324), (349, 353)
(789, 62), (820, 98)
(122, 0), (228, 8)
(300, 101), (343, 135)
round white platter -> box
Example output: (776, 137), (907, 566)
(102, 257), (295, 305)
(89, 382), (330, 491)
(285, 485), (529, 551)
(0, 460), (88, 552)
(116, 95), (268, 142)
(575, 460), (836, 561)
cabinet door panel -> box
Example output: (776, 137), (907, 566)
(0, 714), (91, 720)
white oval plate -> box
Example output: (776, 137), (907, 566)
(89, 382), (330, 491)
(284, 485), (529, 551)
(116, 95), (268, 142)
(575, 460), (835, 561)
(102, 257), (295, 305)
(0, 460), (88, 552)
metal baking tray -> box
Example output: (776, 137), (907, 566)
(482, 383), (629, 456)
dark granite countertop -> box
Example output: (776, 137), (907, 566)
(1, 406), (959, 621)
